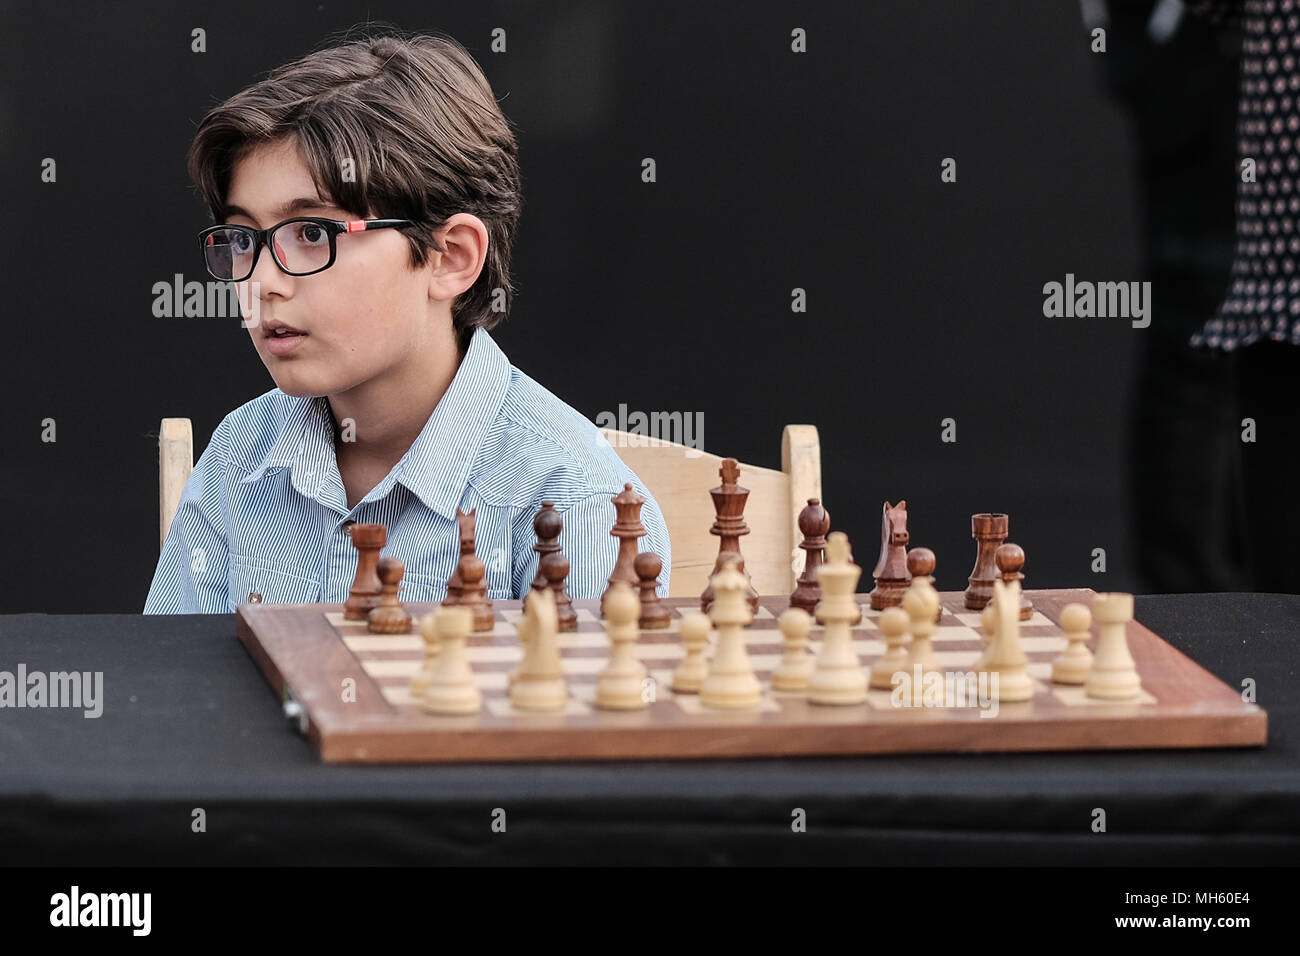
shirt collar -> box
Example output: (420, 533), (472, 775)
(239, 327), (512, 519)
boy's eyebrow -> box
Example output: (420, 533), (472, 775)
(223, 196), (341, 222)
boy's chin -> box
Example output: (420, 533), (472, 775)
(268, 373), (330, 400)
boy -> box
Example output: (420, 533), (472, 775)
(144, 30), (670, 613)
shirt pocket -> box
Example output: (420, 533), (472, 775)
(227, 557), (322, 610)
(398, 571), (447, 604)
(400, 571), (513, 603)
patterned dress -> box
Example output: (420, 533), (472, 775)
(1192, 0), (1300, 348)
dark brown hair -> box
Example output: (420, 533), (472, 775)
(187, 26), (522, 349)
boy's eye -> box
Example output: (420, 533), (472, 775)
(292, 222), (328, 244)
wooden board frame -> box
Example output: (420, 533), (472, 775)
(235, 590), (1267, 764)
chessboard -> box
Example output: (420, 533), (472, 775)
(235, 589), (1267, 764)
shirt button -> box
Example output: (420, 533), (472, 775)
(341, 520), (356, 536)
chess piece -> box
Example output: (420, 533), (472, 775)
(813, 544), (863, 626)
(995, 542), (1034, 621)
(700, 459), (759, 615)
(539, 551), (578, 631)
(869, 500), (912, 610)
(974, 603), (999, 670)
(964, 513), (1008, 610)
(344, 522), (386, 620)
(708, 551), (761, 627)
(442, 509), (477, 606)
(410, 612), (441, 698)
(507, 594), (533, 690)
(529, 501), (563, 592)
(808, 531), (868, 705)
(1085, 592), (1142, 699)
(977, 578), (1033, 702)
(699, 559), (763, 708)
(771, 607), (815, 692)
(367, 556), (414, 634)
(789, 498), (830, 615)
(902, 578), (942, 681)
(510, 588), (568, 711)
(671, 611), (713, 693)
(635, 551), (671, 628)
(870, 607), (912, 690)
(601, 484), (646, 618)
(980, 603), (997, 644)
(1052, 602), (1093, 685)
(422, 605), (482, 715)
(906, 547), (944, 623)
(455, 552), (495, 632)
(594, 581), (649, 710)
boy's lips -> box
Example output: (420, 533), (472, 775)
(265, 328), (309, 357)
(262, 318), (306, 337)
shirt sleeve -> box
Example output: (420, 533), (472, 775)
(512, 485), (673, 601)
(142, 423), (233, 614)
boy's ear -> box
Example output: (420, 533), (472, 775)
(426, 214), (489, 300)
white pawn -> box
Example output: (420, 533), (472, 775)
(507, 598), (534, 690)
(974, 602), (999, 672)
(671, 611), (712, 693)
(510, 587), (568, 711)
(808, 532), (868, 705)
(902, 583), (941, 680)
(1086, 592), (1142, 699)
(422, 605), (482, 715)
(700, 560), (762, 708)
(977, 578), (1033, 703)
(410, 613), (441, 699)
(594, 582), (649, 710)
(870, 607), (912, 690)
(1051, 602), (1093, 685)
(771, 607), (815, 691)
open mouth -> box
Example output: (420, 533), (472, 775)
(265, 327), (309, 356)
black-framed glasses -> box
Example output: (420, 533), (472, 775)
(198, 217), (414, 281)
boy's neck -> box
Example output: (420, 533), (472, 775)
(327, 331), (465, 468)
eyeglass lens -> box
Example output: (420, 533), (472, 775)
(203, 220), (333, 280)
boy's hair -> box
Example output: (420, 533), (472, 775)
(187, 27), (522, 349)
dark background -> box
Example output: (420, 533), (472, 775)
(0, 1), (1245, 613)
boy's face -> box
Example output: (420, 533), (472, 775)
(224, 137), (444, 398)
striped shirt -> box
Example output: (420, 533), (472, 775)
(144, 327), (671, 613)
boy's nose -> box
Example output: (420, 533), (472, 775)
(247, 242), (294, 295)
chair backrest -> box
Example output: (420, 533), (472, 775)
(158, 418), (821, 598)
(159, 418), (194, 552)
(597, 426), (821, 597)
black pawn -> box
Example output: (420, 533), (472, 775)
(530, 501), (563, 592)
(634, 551), (671, 629)
(994, 542), (1033, 621)
(540, 551), (578, 631)
(906, 547), (942, 624)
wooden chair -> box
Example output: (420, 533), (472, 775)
(159, 419), (194, 553)
(158, 418), (821, 598)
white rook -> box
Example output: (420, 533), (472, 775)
(1085, 592), (1142, 700)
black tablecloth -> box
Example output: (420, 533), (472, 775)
(0, 594), (1296, 864)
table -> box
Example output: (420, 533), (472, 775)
(1, 594), (1296, 864)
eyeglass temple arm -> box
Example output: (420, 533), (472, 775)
(345, 219), (410, 233)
